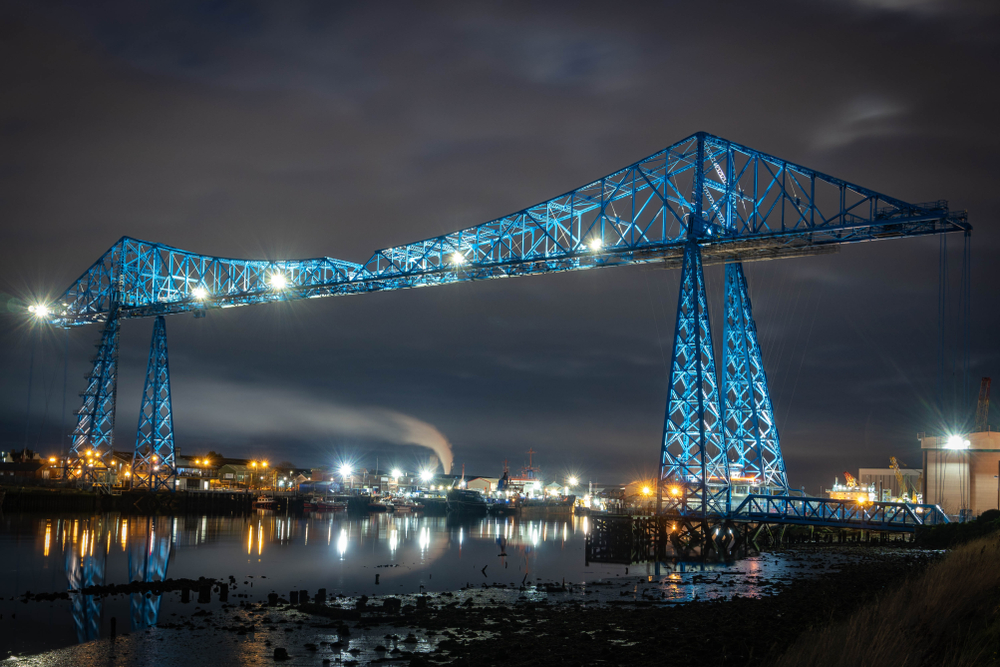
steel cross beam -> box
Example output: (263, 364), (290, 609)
(45, 132), (969, 328)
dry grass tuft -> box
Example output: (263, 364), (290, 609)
(772, 534), (1000, 667)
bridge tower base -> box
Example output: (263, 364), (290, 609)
(131, 316), (177, 491)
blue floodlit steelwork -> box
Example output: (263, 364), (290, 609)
(129, 517), (172, 630)
(68, 308), (119, 486)
(46, 132), (968, 328)
(132, 316), (177, 491)
(733, 494), (950, 531)
(722, 263), (787, 491)
(41, 132), (967, 525)
(659, 242), (729, 515)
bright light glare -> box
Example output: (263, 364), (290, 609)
(588, 238), (602, 251)
(945, 435), (970, 450)
(339, 464), (353, 478)
(670, 486), (681, 496)
(28, 304), (50, 318)
(391, 468), (402, 479)
(642, 486), (651, 496)
(419, 469), (433, 482)
(450, 252), (466, 265)
(191, 287), (209, 300)
(568, 476), (578, 487)
(268, 273), (288, 289)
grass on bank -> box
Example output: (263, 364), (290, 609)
(772, 520), (1000, 667)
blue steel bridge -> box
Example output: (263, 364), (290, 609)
(36, 132), (965, 540)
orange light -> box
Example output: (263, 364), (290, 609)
(641, 486), (651, 496)
(669, 486), (681, 497)
(49, 457), (57, 463)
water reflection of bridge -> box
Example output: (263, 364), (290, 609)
(63, 515), (173, 643)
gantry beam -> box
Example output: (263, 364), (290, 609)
(46, 132), (969, 327)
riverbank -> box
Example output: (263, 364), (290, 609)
(2, 544), (939, 666)
(774, 531), (1000, 666)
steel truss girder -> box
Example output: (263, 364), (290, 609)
(50, 132), (969, 328)
(722, 263), (788, 490)
(68, 310), (119, 484)
(132, 316), (177, 491)
(659, 242), (729, 516)
(731, 494), (949, 531)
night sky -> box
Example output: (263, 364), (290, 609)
(1, 1), (998, 493)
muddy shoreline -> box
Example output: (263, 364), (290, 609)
(5, 545), (939, 666)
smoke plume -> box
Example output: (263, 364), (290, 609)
(173, 378), (454, 473)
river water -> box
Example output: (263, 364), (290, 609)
(0, 510), (860, 661)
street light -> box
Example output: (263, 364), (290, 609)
(28, 304), (51, 319)
(419, 469), (433, 483)
(568, 476), (578, 487)
(391, 468), (401, 480)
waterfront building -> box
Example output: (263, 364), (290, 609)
(921, 430), (1000, 519)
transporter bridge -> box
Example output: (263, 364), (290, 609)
(32, 132), (966, 539)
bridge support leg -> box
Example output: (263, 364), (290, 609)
(722, 263), (788, 491)
(659, 242), (729, 516)
(69, 310), (120, 488)
(131, 316), (177, 491)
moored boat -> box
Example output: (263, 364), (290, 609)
(253, 495), (277, 509)
(317, 497), (348, 511)
(446, 488), (488, 515)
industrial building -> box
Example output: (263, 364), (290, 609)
(921, 430), (1000, 519)
(859, 467), (921, 501)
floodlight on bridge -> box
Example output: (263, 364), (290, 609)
(28, 303), (50, 318)
(268, 272), (288, 290)
(191, 287), (208, 300)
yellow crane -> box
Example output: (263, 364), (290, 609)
(889, 457), (915, 503)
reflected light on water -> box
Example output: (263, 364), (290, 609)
(389, 528), (398, 554)
(44, 521), (51, 558)
(419, 526), (429, 554)
(247, 525), (253, 555)
(337, 528), (348, 559)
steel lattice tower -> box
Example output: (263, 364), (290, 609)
(659, 241), (730, 515)
(68, 308), (119, 486)
(131, 316), (177, 491)
(722, 263), (788, 491)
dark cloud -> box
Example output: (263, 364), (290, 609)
(1, 1), (998, 491)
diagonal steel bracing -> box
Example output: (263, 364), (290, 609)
(47, 132), (968, 329)
(659, 241), (730, 516)
(132, 316), (177, 491)
(68, 308), (119, 486)
(722, 263), (788, 491)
